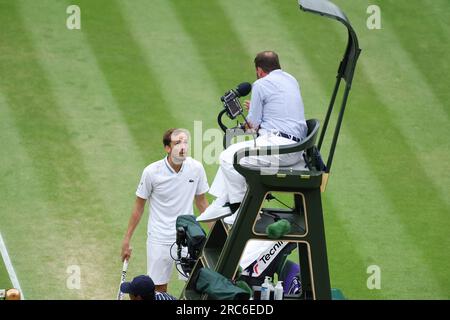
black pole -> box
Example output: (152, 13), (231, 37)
(318, 75), (342, 151)
(217, 109), (228, 133)
(326, 84), (351, 172)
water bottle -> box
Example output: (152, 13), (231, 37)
(260, 276), (271, 300)
(269, 279), (275, 300)
(274, 281), (284, 300)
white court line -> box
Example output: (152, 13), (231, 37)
(0, 232), (25, 300)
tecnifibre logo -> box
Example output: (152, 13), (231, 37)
(252, 241), (284, 274)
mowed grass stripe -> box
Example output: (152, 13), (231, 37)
(118, 0), (221, 132)
(0, 1), (116, 299)
(0, 92), (56, 298)
(332, 0), (450, 295)
(423, 0), (450, 36)
(272, 0), (449, 297)
(333, 0), (450, 209)
(18, 0), (150, 298)
(0, 91), (89, 299)
(0, 91), (24, 289)
(75, 0), (178, 164)
(325, 137), (445, 299)
(323, 200), (385, 299)
(169, 0), (254, 101)
(0, 257), (13, 289)
(345, 0), (450, 206)
(216, 0), (330, 121)
(217, 0), (382, 299)
(384, 0), (450, 115)
(167, 0), (263, 175)
(117, 0), (222, 184)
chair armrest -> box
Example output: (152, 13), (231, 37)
(232, 137), (316, 174)
(233, 119), (320, 173)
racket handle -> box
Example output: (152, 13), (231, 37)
(117, 259), (129, 300)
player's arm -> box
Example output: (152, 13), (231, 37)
(195, 193), (213, 229)
(121, 196), (146, 261)
(195, 193), (209, 214)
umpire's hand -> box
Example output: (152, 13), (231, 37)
(244, 100), (250, 111)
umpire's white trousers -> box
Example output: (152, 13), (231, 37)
(209, 131), (304, 204)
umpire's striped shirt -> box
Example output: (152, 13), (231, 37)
(155, 292), (177, 300)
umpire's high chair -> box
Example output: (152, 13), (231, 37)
(181, 0), (360, 300)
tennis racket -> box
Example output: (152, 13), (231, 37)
(117, 259), (129, 300)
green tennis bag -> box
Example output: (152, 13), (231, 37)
(195, 267), (250, 300)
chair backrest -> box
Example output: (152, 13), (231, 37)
(301, 119), (320, 151)
(302, 119), (327, 171)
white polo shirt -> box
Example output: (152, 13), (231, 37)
(136, 156), (209, 244)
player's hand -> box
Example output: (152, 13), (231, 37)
(244, 100), (250, 111)
(121, 240), (132, 261)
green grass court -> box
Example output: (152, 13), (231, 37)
(0, 0), (449, 299)
(0, 259), (12, 289)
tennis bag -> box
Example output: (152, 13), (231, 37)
(195, 267), (250, 300)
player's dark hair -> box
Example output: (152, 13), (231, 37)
(254, 51), (281, 73)
(163, 128), (177, 147)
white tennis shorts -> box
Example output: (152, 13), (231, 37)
(147, 239), (188, 285)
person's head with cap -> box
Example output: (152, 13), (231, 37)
(120, 275), (156, 300)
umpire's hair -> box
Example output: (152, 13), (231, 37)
(254, 51), (281, 73)
(163, 128), (177, 147)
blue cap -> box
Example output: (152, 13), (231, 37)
(120, 275), (155, 299)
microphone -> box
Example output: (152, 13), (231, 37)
(235, 82), (252, 97)
(219, 81), (257, 147)
(220, 82), (251, 120)
(220, 82), (252, 104)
